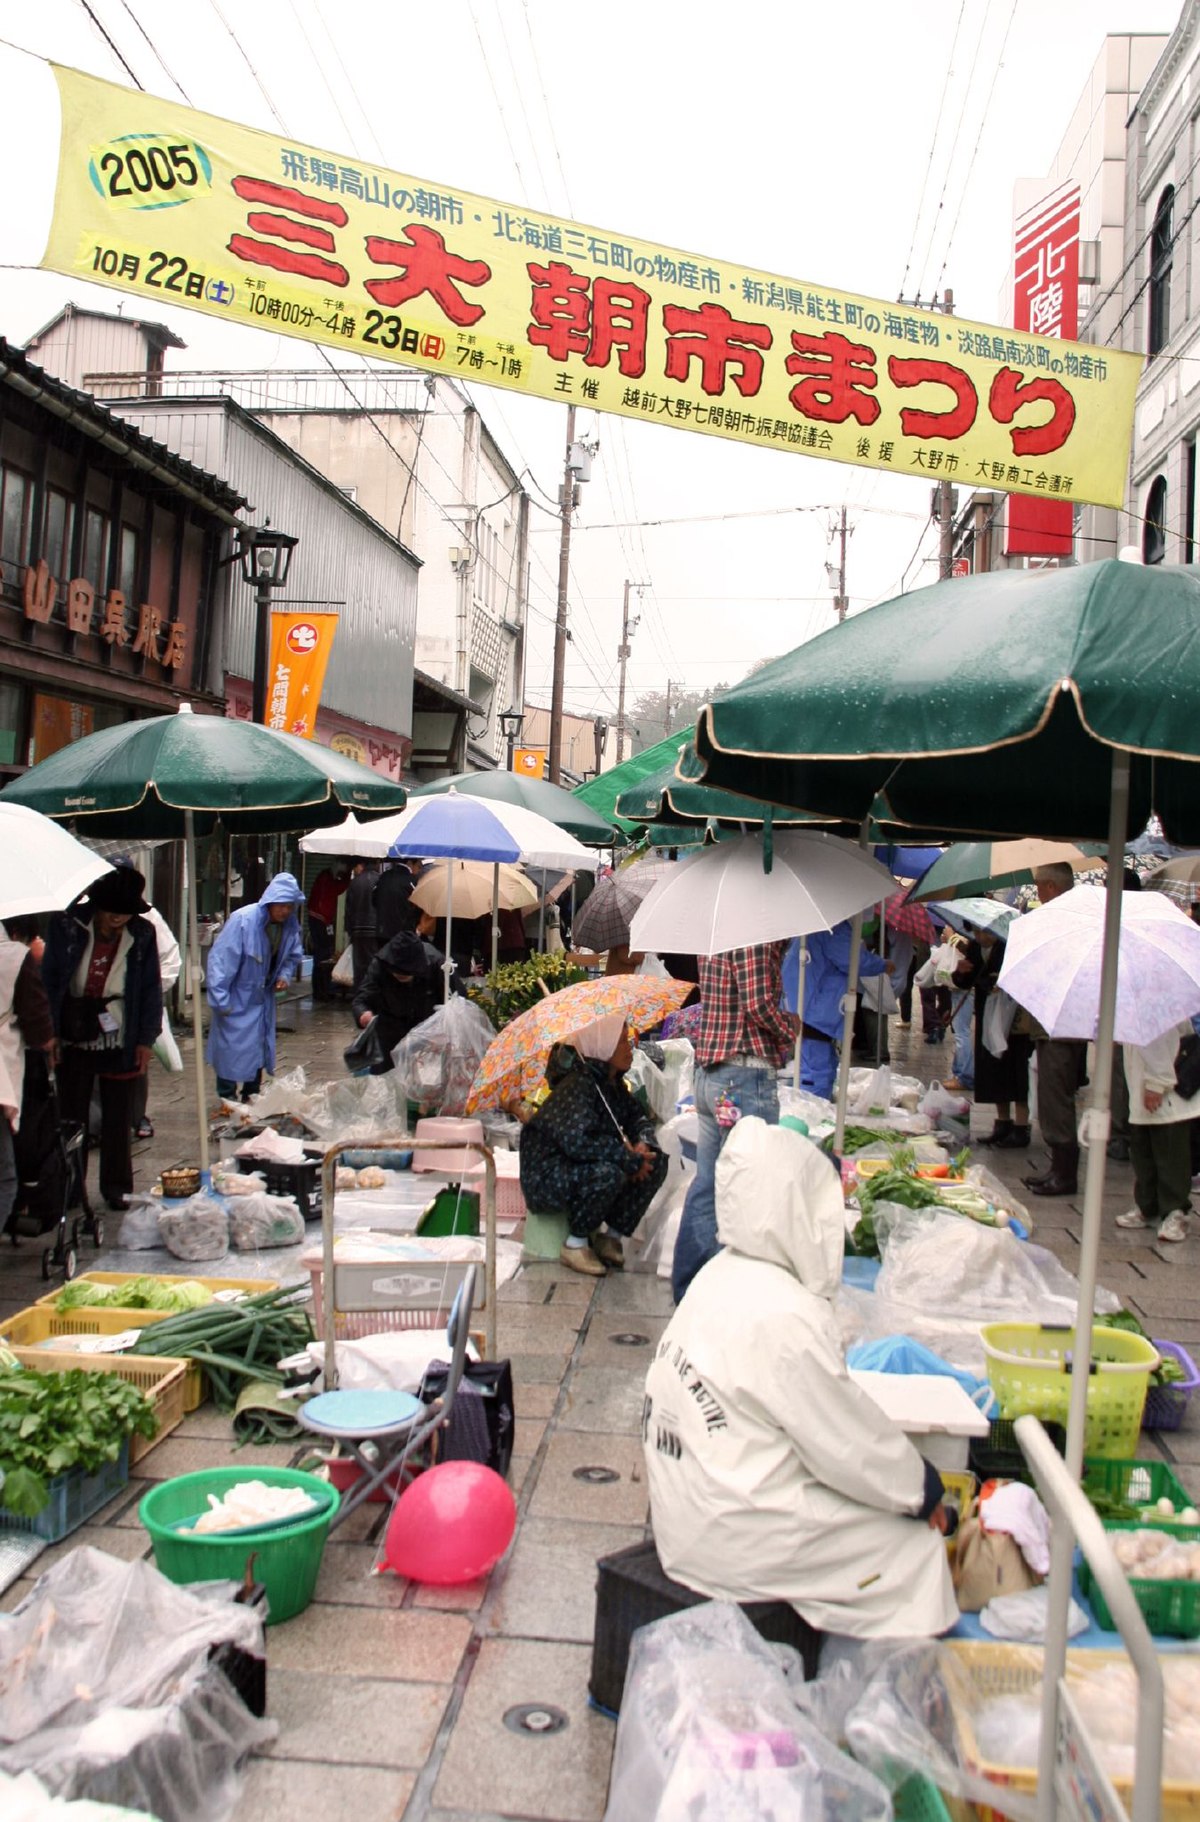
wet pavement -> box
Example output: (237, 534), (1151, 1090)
(1, 998), (1197, 1821)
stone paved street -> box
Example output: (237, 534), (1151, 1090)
(2, 998), (1197, 1821)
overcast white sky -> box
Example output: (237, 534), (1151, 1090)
(0, 0), (1180, 730)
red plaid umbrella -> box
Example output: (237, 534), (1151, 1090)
(885, 889), (936, 943)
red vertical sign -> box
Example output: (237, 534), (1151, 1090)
(1006, 182), (1080, 557)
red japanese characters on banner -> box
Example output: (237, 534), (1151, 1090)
(1007, 182), (1080, 557)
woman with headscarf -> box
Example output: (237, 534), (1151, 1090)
(519, 1014), (668, 1277)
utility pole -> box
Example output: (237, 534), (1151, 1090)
(833, 505), (848, 622)
(663, 677), (674, 738)
(548, 404), (576, 784)
(614, 579), (641, 763)
(937, 288), (956, 580)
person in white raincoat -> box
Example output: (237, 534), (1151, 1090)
(644, 1117), (959, 1639)
(1115, 1021), (1200, 1244)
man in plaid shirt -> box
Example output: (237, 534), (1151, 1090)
(671, 941), (796, 1302)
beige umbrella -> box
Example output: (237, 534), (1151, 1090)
(412, 860), (538, 919)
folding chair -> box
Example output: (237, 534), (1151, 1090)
(298, 1264), (477, 1527)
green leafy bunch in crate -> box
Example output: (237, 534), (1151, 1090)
(468, 952), (591, 1030)
(0, 1366), (156, 1517)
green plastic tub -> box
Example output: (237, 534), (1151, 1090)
(139, 1465), (339, 1624)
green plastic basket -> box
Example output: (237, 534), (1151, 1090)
(893, 1773), (954, 1822)
(1080, 1517), (1200, 1639)
(982, 1322), (1158, 1458)
(139, 1466), (339, 1624)
(1082, 1456), (1192, 1516)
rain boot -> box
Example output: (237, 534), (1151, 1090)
(1028, 1142), (1079, 1197)
(977, 1119), (1013, 1148)
(993, 1124), (1031, 1150)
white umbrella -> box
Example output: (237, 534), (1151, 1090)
(412, 860), (538, 920)
(298, 811), (383, 859)
(0, 803), (109, 919)
(335, 789), (597, 873)
(928, 897), (1019, 941)
(629, 831), (895, 956)
(997, 885), (1200, 1047)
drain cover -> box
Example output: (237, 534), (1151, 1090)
(504, 1703), (569, 1735)
(609, 1331), (649, 1347)
(572, 1464), (620, 1484)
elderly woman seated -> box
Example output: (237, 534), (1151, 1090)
(518, 1013), (667, 1277)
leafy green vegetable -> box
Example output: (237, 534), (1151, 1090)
(127, 1285), (313, 1412)
(55, 1276), (214, 1314)
(837, 1126), (893, 1156)
(1101, 1309), (1183, 1386)
(0, 1368), (157, 1516)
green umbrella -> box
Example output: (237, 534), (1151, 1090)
(412, 768), (615, 845)
(1, 705), (407, 1175)
(909, 839), (1093, 903)
(683, 558), (1200, 1756)
(616, 756), (824, 829)
(573, 730), (692, 833)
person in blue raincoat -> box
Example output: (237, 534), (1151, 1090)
(206, 873), (305, 1101)
(782, 923), (887, 1100)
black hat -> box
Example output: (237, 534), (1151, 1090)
(88, 867), (150, 915)
(380, 932), (429, 976)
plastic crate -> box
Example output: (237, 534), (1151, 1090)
(968, 1416), (1066, 1484)
(1, 1304), (206, 1412)
(236, 1153), (322, 1220)
(893, 1775), (955, 1822)
(1082, 1454), (1192, 1515)
(0, 1439), (130, 1543)
(982, 1321), (1158, 1458)
(589, 1538), (822, 1715)
(1079, 1516), (1200, 1638)
(1144, 1339), (1200, 1432)
(34, 1270), (280, 1308)
(940, 1469), (975, 1562)
(946, 1640), (1200, 1822)
(8, 1348), (189, 1464)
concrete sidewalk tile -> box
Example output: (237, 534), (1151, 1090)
(508, 1352), (571, 1385)
(432, 1638), (613, 1821)
(483, 1516), (645, 1642)
(512, 1382), (560, 1418)
(493, 1319), (577, 1359)
(594, 1273), (675, 1317)
(130, 1435), (294, 1479)
(315, 1541), (410, 1608)
(413, 1576), (489, 1610)
(234, 1757), (415, 1820)
(558, 1368), (645, 1436)
(577, 1312), (666, 1371)
(265, 1667), (448, 1767)
(267, 1602), (471, 1682)
(35, 1526), (151, 1572)
(528, 1431), (649, 1526)
(513, 1417), (548, 1455)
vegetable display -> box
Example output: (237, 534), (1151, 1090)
(1101, 1308), (1185, 1388)
(56, 1276), (214, 1314)
(126, 1285), (313, 1411)
(0, 1367), (157, 1517)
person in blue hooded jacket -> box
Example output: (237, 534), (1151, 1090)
(782, 923), (887, 1101)
(206, 873), (305, 1101)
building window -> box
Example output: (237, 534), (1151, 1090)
(42, 487), (75, 579)
(82, 506), (110, 595)
(0, 464), (31, 571)
(1143, 473), (1168, 565)
(1149, 185), (1174, 357)
(118, 524), (140, 600)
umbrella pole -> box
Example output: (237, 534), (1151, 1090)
(444, 861), (455, 1003)
(537, 891), (546, 955)
(491, 862), (500, 975)
(184, 810), (210, 1178)
(1039, 747), (1131, 1819)
(833, 819), (871, 1152)
(792, 943), (809, 1089)
(875, 899), (887, 1066)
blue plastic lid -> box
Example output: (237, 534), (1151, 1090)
(304, 1388), (423, 1431)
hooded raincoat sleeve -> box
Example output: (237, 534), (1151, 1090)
(205, 874), (304, 1082)
(644, 1118), (957, 1641)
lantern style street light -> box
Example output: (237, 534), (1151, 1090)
(238, 523), (299, 727)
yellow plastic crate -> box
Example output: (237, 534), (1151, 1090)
(1, 1305), (206, 1412)
(939, 1468), (975, 1563)
(8, 1347), (189, 1465)
(34, 1270), (281, 1307)
(982, 1321), (1158, 1459)
(946, 1640), (1200, 1821)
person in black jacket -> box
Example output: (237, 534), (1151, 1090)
(374, 858), (422, 946)
(351, 931), (457, 1072)
(343, 861), (381, 990)
(41, 868), (162, 1211)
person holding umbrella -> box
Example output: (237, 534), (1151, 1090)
(1022, 862), (1088, 1197)
(205, 873), (305, 1103)
(41, 868), (163, 1213)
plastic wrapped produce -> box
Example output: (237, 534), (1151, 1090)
(156, 1192), (229, 1262)
(605, 1602), (892, 1822)
(391, 997), (497, 1117)
(226, 1191), (304, 1251)
(116, 1197), (163, 1252)
(874, 1207), (1119, 1325)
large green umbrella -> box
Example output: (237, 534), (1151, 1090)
(685, 558), (1200, 1801)
(413, 768), (616, 845)
(615, 755), (823, 829)
(1, 705), (407, 1174)
(573, 730), (691, 833)
(909, 839), (1092, 903)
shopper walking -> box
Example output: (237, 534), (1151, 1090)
(1023, 862), (1087, 1197)
(343, 861), (381, 991)
(205, 873), (304, 1102)
(307, 863), (349, 1000)
(1115, 1024), (1200, 1244)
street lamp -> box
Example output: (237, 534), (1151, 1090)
(498, 704), (525, 772)
(238, 522), (299, 726)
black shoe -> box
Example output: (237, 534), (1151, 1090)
(993, 1125), (1031, 1150)
(103, 1191), (130, 1213)
(1029, 1171), (1077, 1197)
(1107, 1136), (1130, 1162)
(978, 1120), (1013, 1149)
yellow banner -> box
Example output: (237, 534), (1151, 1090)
(44, 66), (1141, 509)
(513, 748), (546, 780)
(265, 610), (337, 737)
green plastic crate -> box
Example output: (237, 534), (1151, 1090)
(1082, 1456), (1191, 1516)
(1080, 1517), (1200, 1639)
(893, 1773), (954, 1822)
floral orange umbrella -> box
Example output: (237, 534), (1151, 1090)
(466, 976), (692, 1113)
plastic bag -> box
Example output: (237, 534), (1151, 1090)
(605, 1601), (892, 1822)
(305, 1330), (448, 1394)
(979, 1585), (1088, 1642)
(982, 989), (1017, 1059)
(0, 1767), (154, 1820)
(850, 1065), (892, 1117)
(299, 1071), (407, 1142)
(157, 1192), (229, 1261)
(624, 1154), (694, 1278)
(0, 1548), (274, 1822)
(874, 1208), (1120, 1329)
(919, 1082), (971, 1122)
(226, 1191), (304, 1251)
(152, 1016), (183, 1075)
(116, 1197), (164, 1252)
(391, 996), (497, 1117)
(245, 1067), (310, 1121)
(330, 945), (354, 987)
(846, 1336), (996, 1414)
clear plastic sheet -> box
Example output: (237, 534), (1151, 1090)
(874, 1207), (1119, 1326)
(226, 1191), (304, 1252)
(0, 1549), (274, 1822)
(0, 1767), (152, 1820)
(604, 1601), (893, 1822)
(156, 1192), (229, 1261)
(390, 997), (498, 1118)
(115, 1198), (163, 1252)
